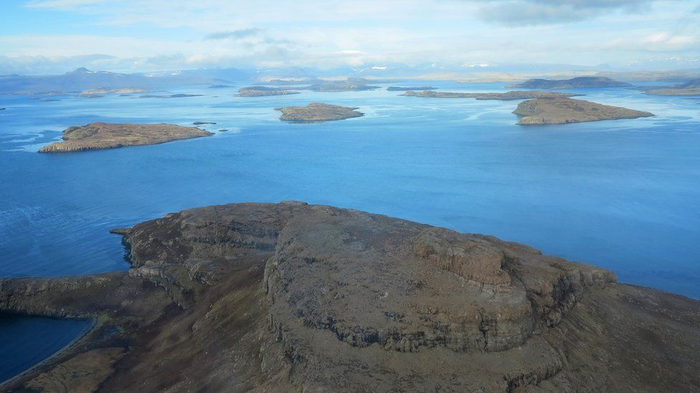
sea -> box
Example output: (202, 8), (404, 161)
(1, 81), (699, 383)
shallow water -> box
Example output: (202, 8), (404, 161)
(1, 82), (699, 380)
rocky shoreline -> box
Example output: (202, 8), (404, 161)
(1, 202), (698, 392)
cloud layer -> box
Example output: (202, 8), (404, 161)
(2, 0), (699, 74)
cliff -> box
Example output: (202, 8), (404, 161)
(1, 202), (699, 392)
(38, 122), (212, 153)
(513, 98), (653, 125)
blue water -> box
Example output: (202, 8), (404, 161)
(1, 82), (699, 381)
(0, 313), (90, 383)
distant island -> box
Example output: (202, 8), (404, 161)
(644, 79), (700, 96)
(0, 67), (221, 95)
(78, 88), (146, 97)
(513, 98), (653, 125)
(38, 122), (213, 153)
(237, 86), (301, 97)
(387, 86), (437, 91)
(1, 203), (698, 392)
(510, 76), (633, 89)
(304, 80), (380, 92)
(275, 103), (363, 122)
(139, 94), (203, 99)
(401, 90), (577, 100)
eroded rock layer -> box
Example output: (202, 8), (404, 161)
(1, 202), (699, 392)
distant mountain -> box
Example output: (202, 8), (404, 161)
(0, 68), (224, 94)
(510, 77), (633, 89)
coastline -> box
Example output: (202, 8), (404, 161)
(0, 315), (97, 389)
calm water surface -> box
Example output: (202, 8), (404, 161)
(1, 82), (699, 380)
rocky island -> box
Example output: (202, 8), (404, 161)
(510, 76), (632, 89)
(644, 79), (700, 96)
(513, 98), (653, 125)
(38, 122), (213, 153)
(401, 90), (577, 100)
(0, 202), (698, 392)
(237, 86), (301, 97)
(275, 103), (363, 122)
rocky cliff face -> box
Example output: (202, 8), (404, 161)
(1, 202), (699, 392)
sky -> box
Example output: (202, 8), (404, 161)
(0, 0), (699, 75)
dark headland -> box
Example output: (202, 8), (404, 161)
(275, 103), (363, 122)
(510, 76), (633, 89)
(0, 202), (699, 392)
(514, 98), (654, 125)
(38, 122), (213, 153)
(401, 90), (577, 100)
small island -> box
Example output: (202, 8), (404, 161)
(238, 86), (301, 97)
(513, 98), (653, 125)
(401, 90), (577, 100)
(275, 103), (363, 123)
(38, 122), (213, 153)
(510, 76), (632, 89)
(387, 86), (437, 91)
(645, 79), (700, 96)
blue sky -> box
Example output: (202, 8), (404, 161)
(0, 0), (699, 74)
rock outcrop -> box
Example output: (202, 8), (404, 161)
(38, 122), (212, 153)
(513, 98), (654, 125)
(1, 202), (699, 392)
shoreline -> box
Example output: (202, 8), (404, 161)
(0, 315), (97, 389)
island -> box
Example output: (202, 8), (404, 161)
(139, 94), (203, 99)
(304, 79), (380, 92)
(237, 86), (301, 97)
(78, 88), (146, 97)
(275, 103), (363, 123)
(387, 86), (437, 91)
(644, 79), (700, 96)
(509, 76), (633, 89)
(401, 90), (577, 100)
(513, 98), (653, 125)
(38, 122), (213, 153)
(0, 202), (698, 392)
